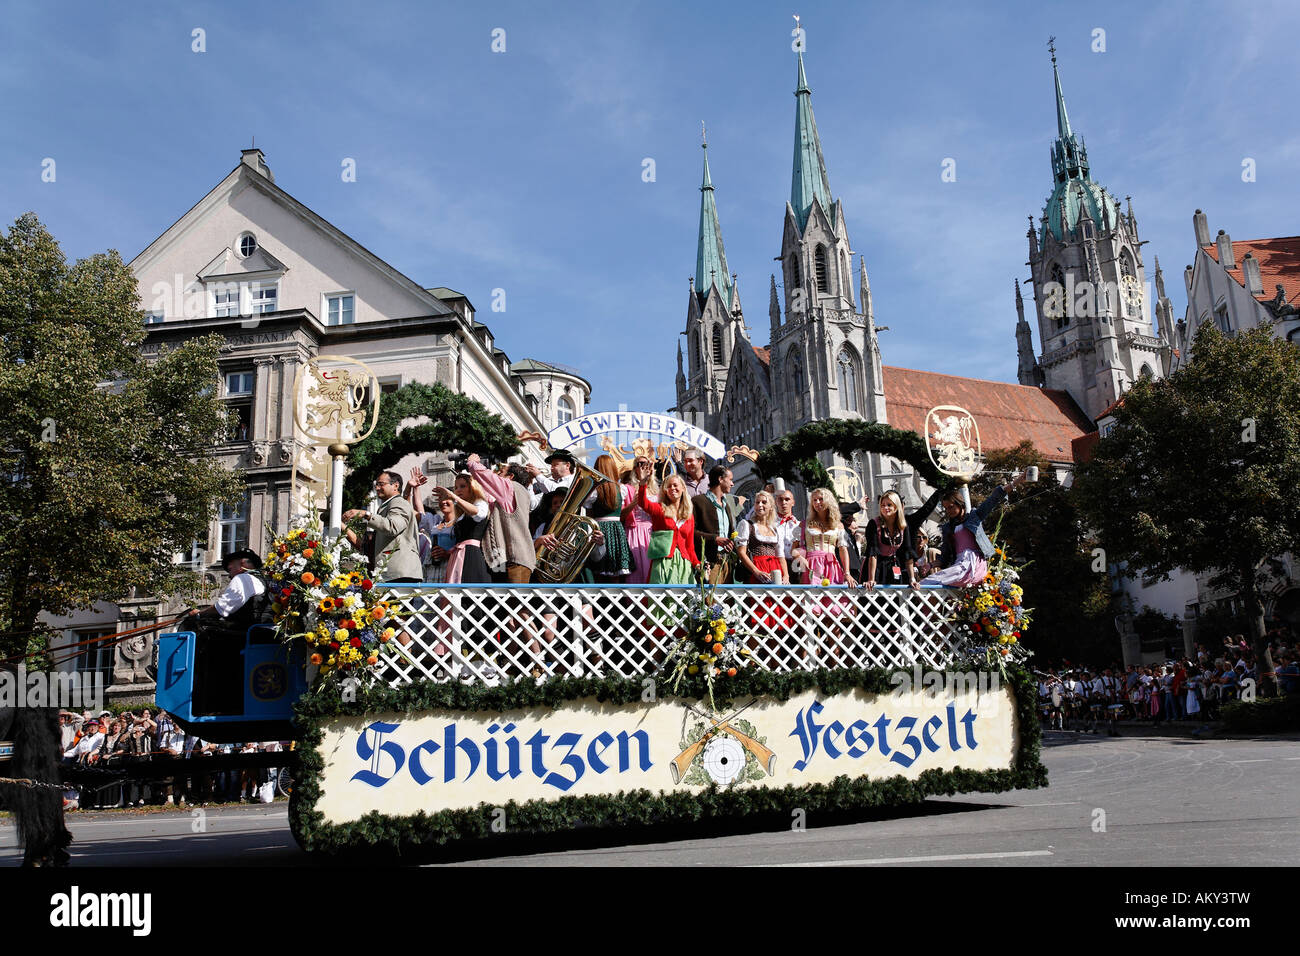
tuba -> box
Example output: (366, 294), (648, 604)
(534, 459), (612, 583)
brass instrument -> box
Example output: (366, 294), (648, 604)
(534, 458), (612, 583)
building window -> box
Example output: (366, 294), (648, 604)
(789, 253), (802, 290)
(712, 325), (724, 364)
(1214, 305), (1231, 333)
(556, 395), (574, 425)
(250, 284), (277, 314)
(213, 285), (240, 317)
(787, 350), (805, 419)
(223, 371), (253, 442)
(144, 311), (164, 325)
(74, 629), (116, 684)
(225, 372), (254, 396)
(815, 245), (829, 293)
(326, 293), (355, 326)
(237, 233), (258, 258)
(218, 494), (249, 555)
(1048, 263), (1070, 331)
(837, 347), (860, 413)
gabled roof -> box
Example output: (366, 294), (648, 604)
(882, 366), (1094, 464)
(1203, 235), (1300, 308)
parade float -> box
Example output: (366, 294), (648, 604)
(153, 357), (1046, 856)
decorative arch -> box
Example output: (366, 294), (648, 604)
(757, 419), (955, 493)
(712, 324), (724, 365)
(345, 382), (520, 506)
(1049, 262), (1070, 330)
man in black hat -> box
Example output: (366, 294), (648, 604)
(185, 548), (270, 715)
(529, 449), (576, 511)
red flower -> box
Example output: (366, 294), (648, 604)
(341, 619), (355, 629)
(361, 579), (374, 591)
(308, 540), (318, 548)
(281, 588), (292, 597)
(349, 636), (362, 648)
(329, 641), (340, 650)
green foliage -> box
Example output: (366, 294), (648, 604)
(1220, 693), (1300, 733)
(971, 442), (1112, 664)
(757, 419), (953, 493)
(287, 664), (1046, 856)
(1132, 606), (1182, 653)
(0, 214), (244, 660)
(344, 382), (520, 506)
(1072, 325), (1300, 676)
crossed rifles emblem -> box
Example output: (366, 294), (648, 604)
(669, 699), (777, 785)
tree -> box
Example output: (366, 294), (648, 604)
(343, 382), (520, 505)
(0, 214), (242, 864)
(1072, 324), (1300, 693)
(970, 442), (1111, 667)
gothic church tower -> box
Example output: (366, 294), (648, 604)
(767, 50), (885, 438)
(676, 134), (744, 431)
(1021, 44), (1170, 418)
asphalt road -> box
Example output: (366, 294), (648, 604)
(4, 732), (1298, 866)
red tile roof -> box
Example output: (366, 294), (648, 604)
(1072, 431), (1101, 465)
(1095, 396), (1125, 421)
(882, 366), (1094, 464)
(753, 345), (771, 366)
(1203, 235), (1300, 307)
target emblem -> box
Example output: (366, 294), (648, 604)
(701, 736), (746, 785)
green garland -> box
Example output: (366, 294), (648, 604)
(343, 382), (520, 505)
(757, 419), (954, 492)
(288, 664), (1046, 857)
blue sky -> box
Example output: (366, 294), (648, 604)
(3, 0), (1297, 415)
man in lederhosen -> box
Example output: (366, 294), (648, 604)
(186, 548), (270, 715)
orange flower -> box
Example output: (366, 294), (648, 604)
(301, 572), (315, 585)
(309, 653), (323, 665)
(726, 667), (737, 677)
(366, 655), (378, 666)
(303, 548), (315, 558)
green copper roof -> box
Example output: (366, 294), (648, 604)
(1041, 51), (1111, 243)
(790, 52), (833, 232)
(695, 139), (732, 306)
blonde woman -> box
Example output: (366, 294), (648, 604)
(864, 490), (920, 589)
(636, 472), (699, 584)
(802, 487), (856, 588)
(434, 473), (491, 583)
(737, 491), (788, 585)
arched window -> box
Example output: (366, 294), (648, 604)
(712, 325), (724, 365)
(1048, 263), (1070, 331)
(789, 253), (802, 289)
(787, 349), (806, 419)
(837, 347), (860, 413)
(693, 335), (701, 370)
(815, 245), (829, 293)
(556, 395), (574, 425)
(1139, 364), (1153, 380)
(842, 252), (851, 298)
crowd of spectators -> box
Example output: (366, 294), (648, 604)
(1035, 631), (1300, 733)
(58, 706), (287, 811)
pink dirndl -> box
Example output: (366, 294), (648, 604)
(923, 528), (988, 587)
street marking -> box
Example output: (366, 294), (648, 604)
(759, 849), (1054, 867)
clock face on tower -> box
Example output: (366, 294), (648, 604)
(1120, 253), (1140, 316)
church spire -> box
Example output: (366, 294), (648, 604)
(695, 125), (733, 306)
(1051, 39), (1072, 141)
(790, 49), (833, 231)
(1047, 38), (1090, 186)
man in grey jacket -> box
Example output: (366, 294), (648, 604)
(343, 471), (423, 582)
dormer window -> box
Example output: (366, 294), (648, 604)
(237, 233), (258, 258)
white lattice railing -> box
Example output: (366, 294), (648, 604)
(373, 585), (962, 686)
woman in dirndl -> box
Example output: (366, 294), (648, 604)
(922, 475), (1026, 587)
(622, 454), (657, 585)
(636, 473), (698, 585)
(863, 489), (920, 589)
(585, 454), (632, 582)
(736, 490), (791, 633)
(802, 487), (857, 591)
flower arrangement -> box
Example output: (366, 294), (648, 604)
(263, 520), (405, 681)
(665, 559), (752, 710)
(949, 534), (1033, 676)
